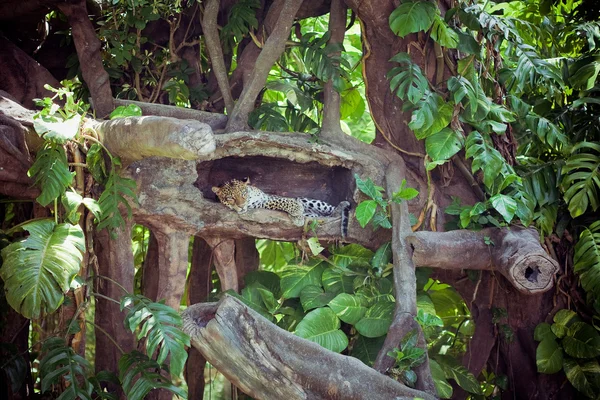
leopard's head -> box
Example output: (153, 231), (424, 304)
(212, 178), (249, 212)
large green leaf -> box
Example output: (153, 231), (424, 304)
(28, 144), (75, 207)
(355, 301), (395, 338)
(280, 260), (326, 299)
(97, 169), (138, 233)
(295, 308), (348, 353)
(436, 355), (482, 394)
(425, 128), (464, 162)
(448, 76), (478, 117)
(322, 268), (355, 295)
(121, 294), (190, 377)
(551, 309), (580, 338)
(563, 357), (600, 398)
(388, 52), (429, 104)
(574, 221), (600, 298)
(430, 359), (453, 399)
(33, 114), (81, 143)
(330, 244), (374, 269)
(431, 15), (459, 48)
(535, 338), (564, 374)
(0, 220), (84, 318)
(351, 335), (385, 366)
(355, 200), (377, 228)
(371, 242), (392, 273)
(389, 0), (437, 38)
(256, 239), (295, 271)
(118, 351), (187, 400)
(534, 322), (557, 342)
(328, 293), (367, 324)
(244, 270), (281, 297)
(562, 142), (600, 218)
(300, 285), (335, 312)
(39, 337), (93, 399)
(465, 131), (505, 189)
(562, 322), (600, 358)
(409, 91), (453, 139)
(490, 194), (517, 223)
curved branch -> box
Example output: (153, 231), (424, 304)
(226, 0), (304, 131)
(183, 296), (437, 400)
(201, 0), (235, 114)
(57, 0), (114, 118)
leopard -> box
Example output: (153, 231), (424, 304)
(212, 178), (351, 237)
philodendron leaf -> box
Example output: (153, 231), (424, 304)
(389, 0), (437, 38)
(300, 285), (335, 312)
(280, 260), (326, 299)
(328, 293), (367, 325)
(0, 220), (84, 318)
(355, 301), (395, 338)
(425, 128), (464, 162)
(535, 338), (564, 374)
(295, 307), (348, 353)
(562, 322), (600, 358)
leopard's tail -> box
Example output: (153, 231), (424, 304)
(338, 201), (351, 238)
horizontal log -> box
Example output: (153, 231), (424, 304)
(182, 296), (436, 400)
(407, 228), (559, 294)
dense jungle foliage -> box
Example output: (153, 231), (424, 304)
(1, 0), (600, 398)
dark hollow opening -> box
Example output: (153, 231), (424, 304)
(195, 156), (354, 207)
(525, 266), (540, 282)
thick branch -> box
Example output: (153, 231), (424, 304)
(201, 0), (235, 114)
(320, 0), (346, 140)
(373, 163), (436, 395)
(407, 228), (559, 294)
(226, 0), (303, 131)
(86, 116), (215, 162)
(183, 296), (436, 400)
(111, 99), (228, 129)
(57, 0), (114, 118)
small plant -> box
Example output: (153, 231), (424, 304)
(354, 174), (419, 230)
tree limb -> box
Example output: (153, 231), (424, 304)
(183, 296), (437, 400)
(226, 0), (304, 131)
(201, 0), (235, 114)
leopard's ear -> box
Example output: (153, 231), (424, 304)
(212, 186), (221, 196)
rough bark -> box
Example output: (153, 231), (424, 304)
(408, 228), (559, 294)
(201, 0), (235, 114)
(183, 296), (437, 400)
(153, 228), (190, 309)
(86, 116), (216, 162)
(205, 237), (239, 292)
(93, 222), (135, 395)
(226, 0), (304, 131)
(56, 0), (114, 118)
(110, 99), (228, 130)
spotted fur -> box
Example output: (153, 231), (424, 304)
(212, 178), (350, 237)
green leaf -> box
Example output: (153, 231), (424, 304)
(563, 358), (599, 398)
(416, 308), (443, 328)
(121, 294), (190, 377)
(409, 91), (453, 139)
(562, 322), (600, 358)
(300, 285), (335, 312)
(306, 237), (324, 255)
(436, 355), (482, 394)
(86, 143), (108, 184)
(465, 131), (504, 189)
(295, 308), (348, 353)
(392, 179), (420, 202)
(256, 239), (295, 270)
(372, 242), (392, 272)
(354, 174), (384, 201)
(534, 322), (557, 342)
(328, 293), (367, 324)
(0, 220), (84, 318)
(552, 309), (580, 338)
(490, 194), (517, 223)
(355, 200), (378, 228)
(389, 0), (438, 38)
(350, 335), (385, 366)
(425, 128), (464, 162)
(355, 301), (395, 338)
(280, 260), (326, 299)
(562, 142), (600, 218)
(39, 337), (93, 399)
(448, 76), (478, 117)
(341, 88), (366, 120)
(244, 271), (281, 297)
(33, 114), (81, 143)
(97, 170), (138, 233)
(535, 338), (564, 374)
(322, 268), (355, 295)
(109, 104), (143, 119)
(330, 244), (374, 269)
(430, 359), (453, 399)
(573, 221), (600, 298)
(431, 15), (459, 48)
(118, 351), (186, 400)
(388, 52), (429, 104)
(28, 144), (75, 207)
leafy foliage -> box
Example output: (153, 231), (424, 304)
(0, 220), (84, 318)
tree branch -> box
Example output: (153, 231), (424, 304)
(57, 0), (114, 118)
(407, 228), (559, 294)
(183, 296), (437, 400)
(201, 0), (235, 114)
(226, 0), (303, 131)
